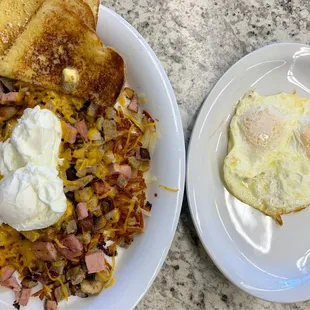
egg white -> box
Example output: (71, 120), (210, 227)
(224, 91), (310, 225)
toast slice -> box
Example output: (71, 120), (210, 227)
(0, 0), (125, 106)
(0, 0), (96, 56)
(66, 0), (96, 29)
(83, 0), (100, 25)
(0, 0), (45, 55)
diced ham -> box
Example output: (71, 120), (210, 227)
(62, 122), (77, 144)
(1, 277), (21, 292)
(92, 180), (111, 196)
(32, 242), (58, 262)
(1, 92), (19, 104)
(68, 132), (77, 144)
(85, 251), (106, 274)
(120, 165), (132, 179)
(16, 288), (31, 306)
(75, 120), (88, 141)
(108, 163), (132, 179)
(62, 234), (83, 252)
(127, 94), (138, 113)
(0, 266), (15, 281)
(77, 202), (88, 220)
(45, 300), (57, 310)
(57, 234), (83, 261)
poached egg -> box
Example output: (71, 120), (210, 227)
(0, 106), (66, 231)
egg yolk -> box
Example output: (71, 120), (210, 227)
(242, 107), (283, 148)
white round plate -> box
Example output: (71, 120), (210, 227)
(0, 5), (185, 310)
(187, 43), (310, 303)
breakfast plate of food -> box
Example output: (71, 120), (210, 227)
(0, 0), (185, 309)
(187, 43), (310, 303)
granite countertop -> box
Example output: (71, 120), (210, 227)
(104, 0), (310, 309)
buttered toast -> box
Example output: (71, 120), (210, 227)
(0, 0), (96, 57)
(0, 0), (125, 106)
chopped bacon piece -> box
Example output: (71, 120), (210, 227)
(1, 277), (21, 292)
(108, 163), (132, 179)
(92, 180), (111, 196)
(75, 120), (88, 141)
(16, 288), (31, 306)
(77, 202), (88, 220)
(85, 251), (105, 273)
(0, 266), (15, 281)
(57, 235), (83, 261)
(45, 300), (57, 310)
(127, 94), (138, 112)
(32, 242), (58, 261)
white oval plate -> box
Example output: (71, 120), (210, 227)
(0, 5), (185, 310)
(187, 43), (310, 303)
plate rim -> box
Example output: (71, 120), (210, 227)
(98, 5), (186, 309)
(186, 42), (310, 304)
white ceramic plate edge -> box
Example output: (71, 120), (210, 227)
(186, 42), (310, 304)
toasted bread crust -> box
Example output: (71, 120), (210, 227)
(67, 0), (96, 29)
(83, 0), (100, 24)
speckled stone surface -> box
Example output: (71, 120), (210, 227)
(102, 0), (310, 309)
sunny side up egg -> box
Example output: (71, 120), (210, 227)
(224, 91), (310, 225)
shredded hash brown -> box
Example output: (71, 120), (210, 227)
(0, 82), (158, 307)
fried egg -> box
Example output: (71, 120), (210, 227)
(224, 91), (310, 225)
